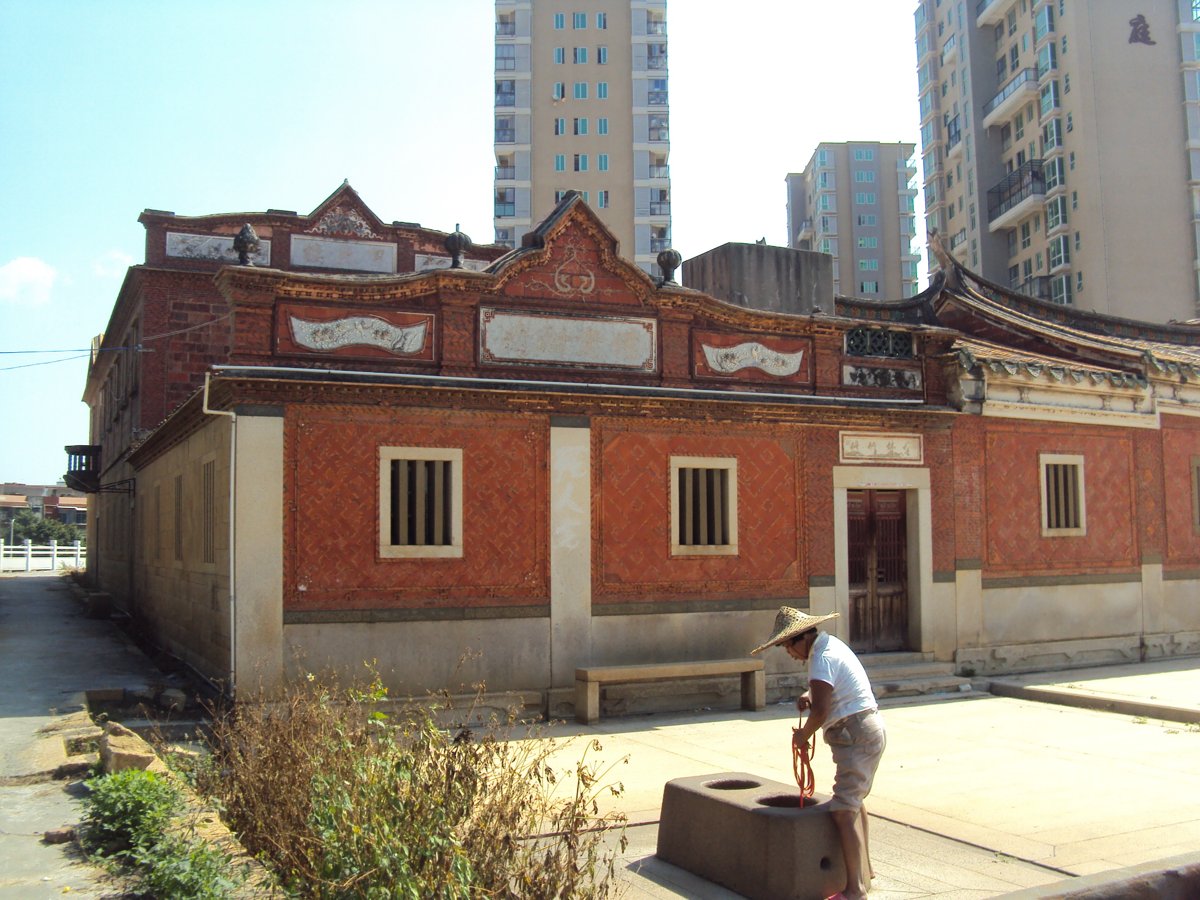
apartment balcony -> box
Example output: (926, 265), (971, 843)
(647, 55), (667, 70)
(649, 201), (671, 216)
(650, 238), (672, 252)
(494, 92), (516, 107)
(976, 0), (1009, 28)
(945, 115), (963, 159)
(495, 166), (516, 180)
(1011, 275), (1052, 300)
(987, 159), (1046, 231)
(949, 229), (968, 251)
(494, 129), (515, 143)
(495, 21), (516, 36)
(796, 219), (815, 243)
(494, 202), (516, 218)
(982, 68), (1038, 129)
(647, 90), (668, 105)
(647, 20), (667, 35)
(941, 34), (958, 66)
(648, 164), (670, 179)
(648, 128), (669, 143)
(494, 238), (515, 249)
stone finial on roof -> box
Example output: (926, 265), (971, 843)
(657, 248), (682, 286)
(927, 229), (959, 290)
(445, 225), (472, 269)
(233, 224), (260, 266)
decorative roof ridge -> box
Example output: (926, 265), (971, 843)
(834, 271), (945, 324)
(951, 337), (1147, 388)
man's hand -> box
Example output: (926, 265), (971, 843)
(796, 690), (812, 712)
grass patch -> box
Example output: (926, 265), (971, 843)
(195, 672), (627, 898)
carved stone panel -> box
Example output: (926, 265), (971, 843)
(414, 254), (491, 273)
(274, 303), (435, 362)
(693, 331), (813, 385)
(290, 235), (397, 274)
(842, 365), (923, 390)
(166, 232), (272, 266)
(839, 432), (925, 465)
(479, 307), (657, 371)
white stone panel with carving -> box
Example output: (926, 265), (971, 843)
(414, 254), (491, 273)
(839, 432), (924, 464)
(480, 308), (657, 371)
(166, 232), (272, 266)
(290, 235), (397, 274)
(702, 342), (804, 376)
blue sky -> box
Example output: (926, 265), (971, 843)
(0, 0), (920, 485)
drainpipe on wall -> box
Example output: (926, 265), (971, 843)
(202, 372), (237, 695)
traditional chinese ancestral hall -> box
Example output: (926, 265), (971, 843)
(71, 187), (1200, 714)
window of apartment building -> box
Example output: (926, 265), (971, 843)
(1045, 157), (1065, 190)
(202, 458), (216, 565)
(854, 192), (877, 205)
(1076, 271), (1084, 293)
(379, 448), (463, 558)
(574, 153), (588, 171)
(553, 81), (565, 100)
(1040, 80), (1060, 116)
(494, 187), (515, 217)
(817, 148), (829, 166)
(1066, 113), (1073, 132)
(1071, 190), (1078, 209)
(1007, 230), (1018, 257)
(555, 153), (566, 172)
(596, 12), (607, 28)
(1074, 230), (1081, 252)
(1034, 5), (1054, 42)
(597, 117), (608, 135)
(1042, 118), (1063, 152)
(1020, 221), (1032, 249)
(1061, 35), (1067, 55)
(853, 148), (875, 161)
(1046, 195), (1068, 230)
(858, 259), (880, 270)
(495, 79), (516, 105)
(597, 190), (609, 208)
(996, 55), (1007, 80)
(597, 81), (609, 99)
(574, 81), (588, 99)
(1063, 73), (1070, 93)
(554, 12), (565, 29)
(1040, 454), (1085, 536)
(574, 117), (587, 135)
(854, 170), (876, 183)
(555, 190), (568, 203)
(554, 47), (565, 64)
(573, 47), (587, 64)
(573, 12), (587, 28)
(496, 45), (516, 70)
(858, 214), (877, 226)
(495, 116), (515, 142)
(818, 195), (833, 211)
(1023, 258), (1033, 279)
(1037, 42), (1057, 78)
(857, 237), (878, 249)
(1049, 234), (1070, 269)
(670, 457), (737, 556)
(173, 474), (184, 562)
(860, 281), (880, 294)
(597, 46), (608, 64)
(598, 153), (608, 171)
(1007, 9), (1017, 35)
(820, 215), (836, 233)
(1050, 273), (1072, 304)
(649, 115), (668, 141)
(554, 116), (566, 135)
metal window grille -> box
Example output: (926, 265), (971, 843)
(389, 459), (453, 547)
(173, 475), (184, 561)
(677, 467), (730, 547)
(1044, 463), (1081, 530)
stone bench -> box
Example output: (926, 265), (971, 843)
(575, 658), (765, 724)
(657, 772), (846, 900)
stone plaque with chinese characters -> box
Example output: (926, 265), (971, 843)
(839, 432), (924, 465)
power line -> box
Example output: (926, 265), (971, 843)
(0, 312), (233, 360)
(0, 353), (92, 372)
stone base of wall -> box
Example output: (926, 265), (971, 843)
(956, 632), (1200, 676)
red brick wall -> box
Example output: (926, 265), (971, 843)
(981, 421), (1138, 576)
(1162, 415), (1200, 568)
(593, 418), (804, 605)
(951, 418), (986, 566)
(284, 406), (549, 611)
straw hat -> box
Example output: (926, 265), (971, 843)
(750, 607), (840, 655)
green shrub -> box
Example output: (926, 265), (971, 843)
(82, 768), (180, 857)
(135, 831), (243, 900)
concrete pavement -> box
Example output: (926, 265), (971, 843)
(2, 569), (1199, 898)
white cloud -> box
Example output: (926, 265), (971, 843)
(92, 250), (135, 279)
(0, 257), (59, 305)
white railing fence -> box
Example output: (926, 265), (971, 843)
(0, 540), (87, 572)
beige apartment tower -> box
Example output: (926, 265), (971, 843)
(915, 0), (1200, 321)
(786, 142), (921, 299)
(494, 0), (670, 275)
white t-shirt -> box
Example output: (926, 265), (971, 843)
(807, 631), (878, 728)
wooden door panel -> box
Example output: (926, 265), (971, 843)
(847, 490), (908, 653)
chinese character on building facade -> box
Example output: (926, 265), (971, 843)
(1128, 14), (1156, 46)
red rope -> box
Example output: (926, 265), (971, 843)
(792, 727), (815, 807)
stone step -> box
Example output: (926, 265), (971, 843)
(856, 653), (973, 699)
(873, 674), (974, 700)
(858, 651), (935, 668)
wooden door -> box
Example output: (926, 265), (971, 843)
(847, 490), (908, 652)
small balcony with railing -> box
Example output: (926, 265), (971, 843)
(650, 237), (672, 253)
(1010, 275), (1052, 300)
(647, 89), (668, 106)
(495, 19), (516, 37)
(976, 0), (1009, 28)
(941, 33), (958, 66)
(649, 201), (671, 217)
(64, 445), (101, 494)
(494, 127), (515, 144)
(796, 219), (815, 244)
(648, 163), (670, 179)
(494, 90), (516, 108)
(987, 159), (1046, 231)
(646, 17), (667, 35)
(495, 165), (516, 181)
(982, 67), (1038, 129)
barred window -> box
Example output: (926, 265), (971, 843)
(1040, 454), (1085, 535)
(379, 448), (463, 558)
(202, 459), (216, 564)
(173, 475), (184, 562)
(670, 457), (737, 556)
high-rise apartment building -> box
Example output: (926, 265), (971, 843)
(914, 0), (1199, 321)
(786, 142), (921, 299)
(494, 0), (671, 275)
